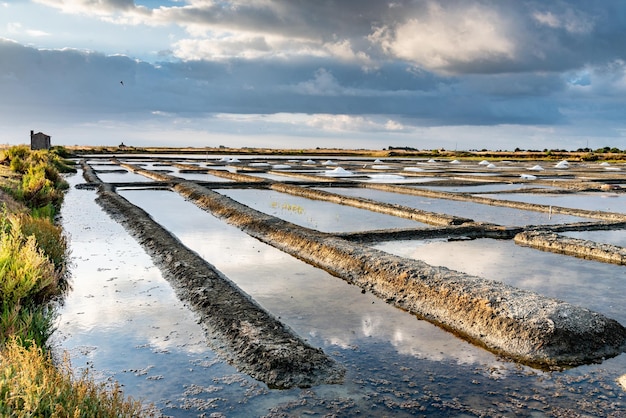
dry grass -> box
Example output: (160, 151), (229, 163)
(0, 338), (150, 417)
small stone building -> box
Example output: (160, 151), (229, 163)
(30, 130), (51, 150)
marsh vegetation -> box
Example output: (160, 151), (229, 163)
(0, 146), (146, 416)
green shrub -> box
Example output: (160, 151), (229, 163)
(1, 145), (30, 164)
(31, 203), (57, 222)
(0, 215), (59, 307)
(51, 146), (72, 159)
(1, 147), (70, 212)
(17, 213), (68, 272)
(20, 164), (64, 209)
(0, 304), (56, 349)
(9, 156), (27, 174)
(0, 214), (62, 347)
(581, 153), (599, 161)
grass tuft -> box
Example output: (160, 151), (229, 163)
(0, 338), (149, 417)
(0, 213), (63, 348)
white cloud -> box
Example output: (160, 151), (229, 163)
(532, 8), (595, 34)
(212, 112), (408, 135)
(6, 22), (49, 37)
(26, 29), (50, 37)
(384, 119), (405, 131)
(371, 2), (514, 73)
(3, 1), (626, 152)
(173, 34), (271, 61)
(323, 39), (375, 69)
(305, 114), (406, 133)
(172, 28), (331, 61)
(532, 11), (560, 29)
(293, 68), (343, 96)
(34, 0), (151, 20)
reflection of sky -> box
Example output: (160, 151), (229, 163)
(422, 183), (554, 193)
(483, 192), (626, 214)
(246, 172), (316, 182)
(58, 177), (208, 355)
(169, 171), (233, 182)
(215, 188), (426, 232)
(90, 165), (127, 171)
(119, 188), (497, 366)
(357, 175), (440, 184)
(93, 170), (155, 183)
(317, 187), (588, 226)
(373, 239), (625, 324)
(56, 175), (626, 414)
(562, 230), (626, 247)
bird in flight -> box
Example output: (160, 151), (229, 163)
(120, 81), (124, 86)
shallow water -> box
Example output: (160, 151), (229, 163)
(117, 189), (494, 366)
(54, 170), (626, 416)
(421, 183), (554, 193)
(316, 187), (589, 226)
(372, 238), (625, 323)
(215, 188), (426, 232)
(483, 192), (626, 214)
(93, 169), (156, 183)
(169, 170), (234, 182)
(562, 229), (626, 247)
(245, 172), (317, 182)
(357, 175), (442, 184)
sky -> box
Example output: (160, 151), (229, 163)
(1, 0), (625, 151)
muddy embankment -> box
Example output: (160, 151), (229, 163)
(515, 231), (626, 265)
(362, 183), (626, 223)
(171, 181), (626, 368)
(113, 161), (626, 367)
(81, 162), (345, 389)
(269, 182), (473, 226)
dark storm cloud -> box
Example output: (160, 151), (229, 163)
(148, 0), (626, 75)
(160, 0), (403, 39)
(34, 1), (626, 76)
(0, 37), (570, 128)
(4, 0), (626, 146)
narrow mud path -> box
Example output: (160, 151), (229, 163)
(363, 183), (626, 222)
(515, 231), (626, 265)
(82, 162), (344, 389)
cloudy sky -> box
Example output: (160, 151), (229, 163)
(1, 0), (625, 150)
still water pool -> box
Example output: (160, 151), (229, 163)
(482, 192), (626, 214)
(562, 229), (626, 247)
(54, 172), (626, 416)
(216, 188), (426, 232)
(317, 187), (589, 226)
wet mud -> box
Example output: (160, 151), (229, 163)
(515, 230), (626, 265)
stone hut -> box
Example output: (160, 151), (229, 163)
(30, 130), (51, 150)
